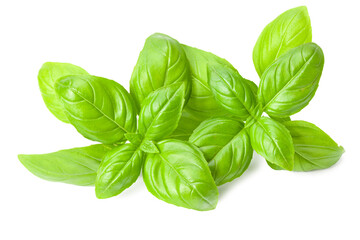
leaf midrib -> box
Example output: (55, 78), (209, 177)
(62, 84), (128, 134)
(256, 119), (291, 170)
(158, 153), (214, 209)
(144, 87), (183, 139)
(263, 48), (317, 111)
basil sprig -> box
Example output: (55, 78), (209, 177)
(19, 7), (343, 211)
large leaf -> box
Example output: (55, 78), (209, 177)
(253, 6), (312, 77)
(18, 144), (112, 186)
(38, 62), (89, 123)
(258, 42), (324, 118)
(138, 83), (186, 141)
(189, 118), (252, 185)
(208, 64), (258, 120)
(130, 33), (190, 110)
(268, 121), (344, 171)
(249, 117), (294, 170)
(95, 144), (144, 199)
(143, 139), (218, 211)
(55, 75), (137, 144)
(172, 45), (234, 138)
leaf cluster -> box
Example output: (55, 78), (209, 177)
(19, 6), (344, 211)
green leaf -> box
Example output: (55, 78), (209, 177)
(143, 139), (218, 211)
(278, 121), (343, 171)
(18, 144), (112, 186)
(266, 160), (284, 170)
(138, 83), (186, 141)
(38, 62), (89, 123)
(172, 45), (234, 139)
(249, 117), (294, 170)
(55, 75), (137, 144)
(258, 42), (324, 118)
(140, 140), (159, 153)
(130, 33), (190, 110)
(270, 116), (291, 123)
(189, 118), (253, 185)
(168, 107), (204, 140)
(253, 6), (312, 77)
(95, 144), (144, 199)
(208, 64), (258, 120)
(124, 133), (143, 146)
(244, 79), (258, 96)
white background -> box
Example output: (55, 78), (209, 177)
(1, 0), (359, 239)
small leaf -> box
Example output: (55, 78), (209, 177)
(258, 42), (324, 117)
(244, 79), (258, 96)
(190, 118), (253, 185)
(18, 144), (112, 186)
(140, 140), (159, 153)
(249, 117), (294, 170)
(138, 83), (186, 141)
(38, 62), (89, 123)
(253, 6), (312, 77)
(125, 133), (143, 146)
(208, 64), (258, 120)
(269, 121), (344, 171)
(143, 139), (218, 211)
(130, 33), (190, 110)
(271, 116), (291, 123)
(55, 75), (137, 144)
(95, 144), (144, 199)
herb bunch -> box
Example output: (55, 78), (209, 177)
(19, 6), (344, 211)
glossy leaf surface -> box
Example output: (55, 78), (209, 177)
(172, 45), (234, 139)
(130, 33), (190, 110)
(55, 75), (137, 144)
(143, 139), (218, 211)
(190, 118), (253, 185)
(274, 121), (344, 171)
(124, 133), (143, 146)
(138, 83), (185, 141)
(18, 144), (112, 186)
(245, 79), (258, 96)
(249, 117), (294, 170)
(208, 64), (257, 120)
(38, 62), (89, 123)
(258, 42), (324, 117)
(95, 144), (143, 199)
(139, 140), (159, 153)
(253, 6), (312, 77)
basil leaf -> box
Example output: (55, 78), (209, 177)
(253, 6), (312, 77)
(18, 144), (112, 186)
(249, 117), (294, 170)
(130, 33), (190, 110)
(138, 83), (186, 141)
(266, 160), (284, 170)
(190, 118), (253, 185)
(172, 45), (234, 138)
(139, 140), (159, 153)
(143, 139), (218, 211)
(208, 64), (258, 120)
(271, 116), (291, 123)
(55, 75), (137, 144)
(258, 42), (324, 118)
(245, 79), (258, 96)
(124, 133), (143, 146)
(169, 107), (204, 140)
(38, 62), (89, 123)
(281, 121), (343, 171)
(95, 144), (144, 199)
